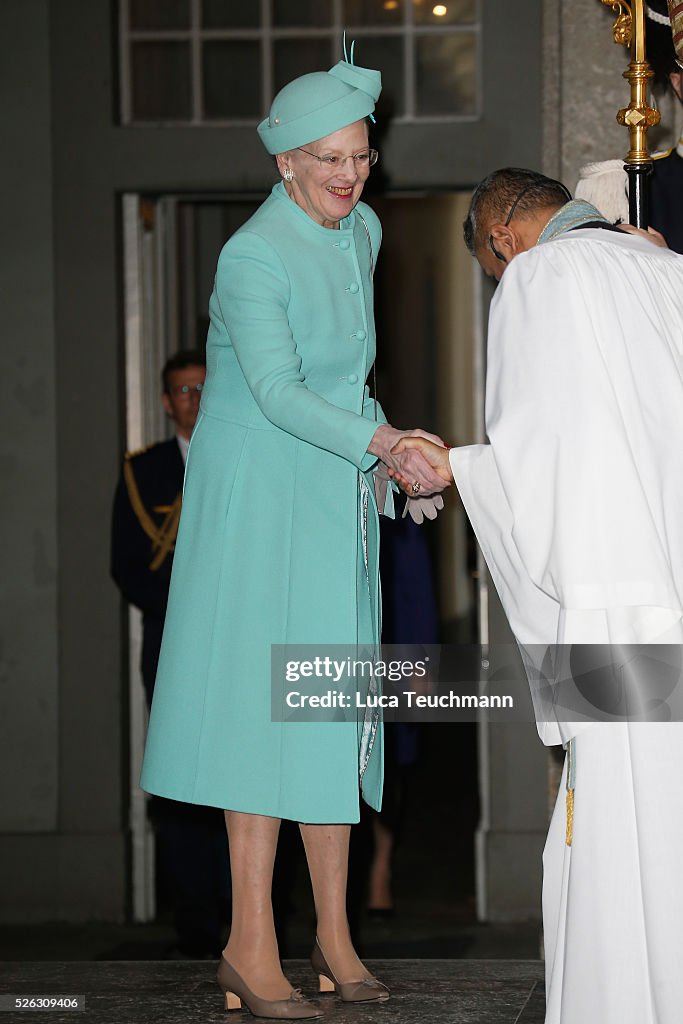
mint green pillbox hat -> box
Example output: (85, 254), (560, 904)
(257, 59), (382, 155)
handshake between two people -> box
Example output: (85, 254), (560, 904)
(369, 424), (455, 522)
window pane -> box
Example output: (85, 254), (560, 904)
(273, 39), (333, 96)
(202, 0), (260, 29)
(415, 32), (477, 115)
(273, 0), (333, 27)
(342, 0), (402, 27)
(131, 42), (191, 120)
(129, 0), (190, 30)
(352, 35), (403, 116)
(413, 0), (477, 25)
(203, 41), (262, 118)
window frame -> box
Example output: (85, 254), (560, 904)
(119, 0), (482, 126)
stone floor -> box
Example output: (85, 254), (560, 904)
(0, 959), (545, 1024)
(0, 726), (546, 1020)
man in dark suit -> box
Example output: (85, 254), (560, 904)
(112, 349), (230, 957)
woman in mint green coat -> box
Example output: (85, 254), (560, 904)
(141, 53), (446, 1019)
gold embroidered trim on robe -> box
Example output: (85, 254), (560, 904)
(566, 738), (575, 847)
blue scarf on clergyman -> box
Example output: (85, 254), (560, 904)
(537, 199), (609, 245)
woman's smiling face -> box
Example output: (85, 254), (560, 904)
(277, 120), (372, 229)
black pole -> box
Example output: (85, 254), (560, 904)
(625, 162), (653, 228)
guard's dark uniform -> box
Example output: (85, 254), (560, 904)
(111, 438), (184, 700)
(111, 437), (230, 957)
(650, 139), (683, 255)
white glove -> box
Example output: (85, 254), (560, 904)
(373, 462), (392, 510)
(402, 493), (444, 525)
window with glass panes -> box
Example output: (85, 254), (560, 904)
(120, 0), (480, 124)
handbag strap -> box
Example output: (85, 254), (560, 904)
(357, 211), (375, 274)
(356, 211), (378, 421)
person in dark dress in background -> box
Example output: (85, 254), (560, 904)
(111, 349), (231, 957)
(365, 495), (439, 917)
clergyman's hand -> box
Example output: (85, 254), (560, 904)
(619, 223), (669, 248)
(389, 436), (454, 494)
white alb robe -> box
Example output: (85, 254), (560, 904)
(450, 229), (683, 1024)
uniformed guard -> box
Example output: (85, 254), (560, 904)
(111, 348), (205, 701)
(111, 348), (231, 959)
(576, 0), (683, 250)
(112, 437), (184, 698)
(648, 0), (683, 251)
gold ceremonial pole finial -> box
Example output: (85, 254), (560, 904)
(600, 0), (661, 224)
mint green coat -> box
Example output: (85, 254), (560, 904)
(140, 183), (390, 823)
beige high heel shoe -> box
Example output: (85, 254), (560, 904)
(217, 956), (323, 1019)
(310, 938), (390, 1003)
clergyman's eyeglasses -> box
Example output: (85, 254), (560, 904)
(488, 180), (573, 263)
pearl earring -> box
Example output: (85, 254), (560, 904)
(283, 168), (294, 182)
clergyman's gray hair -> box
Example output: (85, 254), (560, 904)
(463, 168), (572, 254)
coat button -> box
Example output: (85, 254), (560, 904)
(348, 282), (359, 294)
(339, 238), (350, 250)
(348, 373), (359, 384)
(353, 329), (367, 342)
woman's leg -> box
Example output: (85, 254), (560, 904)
(223, 810), (292, 1000)
(299, 822), (370, 980)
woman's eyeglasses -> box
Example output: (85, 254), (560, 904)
(296, 148), (379, 170)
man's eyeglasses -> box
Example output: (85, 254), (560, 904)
(172, 382), (204, 398)
(488, 184), (536, 263)
(296, 148), (379, 170)
(489, 179), (573, 263)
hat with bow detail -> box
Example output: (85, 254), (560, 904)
(257, 42), (381, 155)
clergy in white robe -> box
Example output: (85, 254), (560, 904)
(392, 168), (683, 1024)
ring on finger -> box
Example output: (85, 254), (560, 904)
(411, 481), (421, 495)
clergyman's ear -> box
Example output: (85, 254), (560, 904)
(489, 224), (514, 262)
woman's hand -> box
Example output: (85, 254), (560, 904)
(368, 425), (451, 495)
(387, 435), (454, 495)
